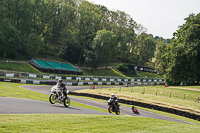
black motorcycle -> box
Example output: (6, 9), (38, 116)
(108, 99), (121, 115)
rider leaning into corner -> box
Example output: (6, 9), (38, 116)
(109, 93), (118, 105)
(57, 79), (67, 100)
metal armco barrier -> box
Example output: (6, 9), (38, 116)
(0, 72), (165, 83)
(69, 92), (200, 121)
(0, 78), (165, 86)
(0, 78), (21, 83)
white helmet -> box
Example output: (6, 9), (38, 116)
(111, 93), (115, 98)
(58, 79), (63, 85)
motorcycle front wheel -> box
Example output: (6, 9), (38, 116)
(63, 97), (70, 107)
(49, 94), (57, 104)
(108, 105), (112, 113)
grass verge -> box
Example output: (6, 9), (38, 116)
(0, 114), (200, 133)
(0, 82), (106, 113)
(0, 82), (200, 132)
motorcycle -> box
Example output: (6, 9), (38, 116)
(108, 99), (121, 115)
(49, 85), (70, 107)
(132, 106), (140, 114)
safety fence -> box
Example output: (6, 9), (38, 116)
(69, 92), (200, 121)
(0, 72), (164, 83)
(0, 78), (164, 86)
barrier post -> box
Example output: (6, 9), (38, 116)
(156, 90), (158, 95)
(142, 88), (145, 94)
(195, 97), (200, 103)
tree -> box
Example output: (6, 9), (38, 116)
(153, 38), (167, 74)
(77, 0), (104, 66)
(164, 13), (200, 85)
(0, 19), (22, 57)
(85, 29), (117, 69)
(133, 33), (156, 65)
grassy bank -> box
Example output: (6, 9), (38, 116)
(75, 85), (200, 115)
(0, 114), (200, 133)
(0, 62), (40, 73)
(0, 62), (162, 78)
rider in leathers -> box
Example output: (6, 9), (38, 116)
(109, 93), (118, 109)
(57, 79), (67, 101)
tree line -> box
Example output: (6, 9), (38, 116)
(0, 0), (166, 66)
(154, 13), (200, 85)
(2, 0), (199, 85)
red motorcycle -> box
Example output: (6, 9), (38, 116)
(132, 106), (140, 114)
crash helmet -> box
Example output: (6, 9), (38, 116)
(111, 93), (115, 98)
(58, 79), (63, 85)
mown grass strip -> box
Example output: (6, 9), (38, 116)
(0, 114), (200, 133)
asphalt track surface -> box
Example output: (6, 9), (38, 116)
(1, 85), (192, 124)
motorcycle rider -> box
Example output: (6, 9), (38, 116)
(109, 93), (118, 108)
(56, 79), (67, 101)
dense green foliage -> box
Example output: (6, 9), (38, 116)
(2, 0), (199, 85)
(117, 64), (128, 73)
(154, 13), (200, 85)
(0, 0), (161, 68)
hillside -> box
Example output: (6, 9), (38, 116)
(0, 61), (162, 78)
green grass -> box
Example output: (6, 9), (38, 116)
(0, 62), (40, 73)
(76, 85), (200, 115)
(0, 82), (200, 132)
(82, 68), (122, 76)
(134, 71), (163, 78)
(0, 114), (200, 133)
(0, 82), (48, 101)
(0, 82), (107, 113)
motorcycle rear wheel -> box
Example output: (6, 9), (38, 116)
(115, 110), (120, 115)
(63, 97), (70, 107)
(49, 94), (57, 104)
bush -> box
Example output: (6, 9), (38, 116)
(118, 64), (128, 73)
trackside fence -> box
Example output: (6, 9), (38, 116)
(92, 86), (199, 102)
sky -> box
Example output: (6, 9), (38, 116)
(87, 0), (200, 39)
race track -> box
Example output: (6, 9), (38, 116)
(0, 85), (192, 124)
(0, 97), (112, 115)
